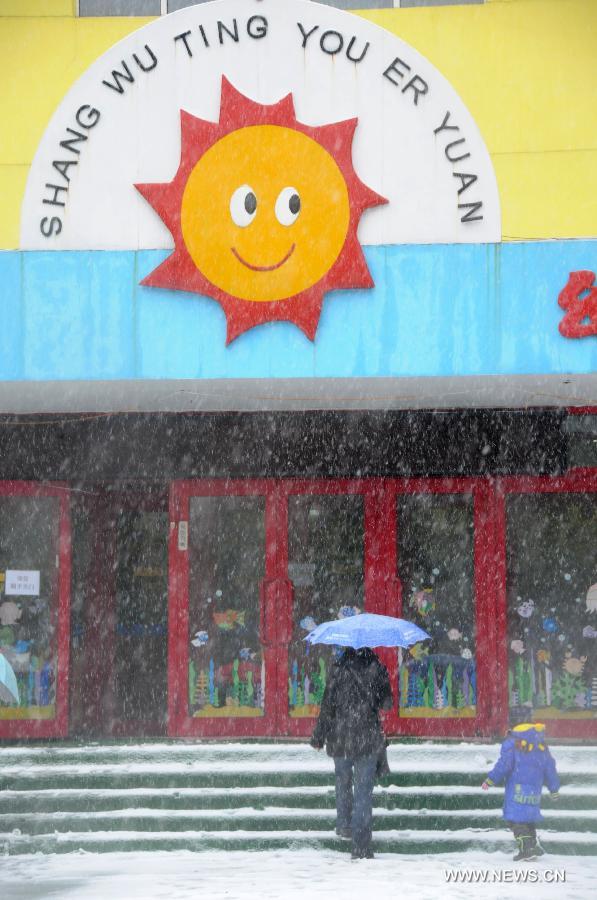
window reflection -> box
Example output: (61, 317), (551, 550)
(188, 496), (265, 718)
(397, 494), (476, 718)
(0, 497), (60, 720)
(288, 495), (363, 717)
(506, 493), (597, 720)
(113, 510), (169, 723)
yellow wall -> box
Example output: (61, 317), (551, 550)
(0, 0), (75, 15)
(0, 15), (154, 248)
(0, 0), (595, 247)
(363, 0), (597, 240)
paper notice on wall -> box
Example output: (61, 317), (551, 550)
(4, 570), (40, 596)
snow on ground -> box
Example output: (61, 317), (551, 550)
(0, 850), (595, 900)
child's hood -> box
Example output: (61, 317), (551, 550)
(511, 721), (549, 751)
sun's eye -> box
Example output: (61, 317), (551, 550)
(275, 187), (301, 226)
(230, 185), (257, 227)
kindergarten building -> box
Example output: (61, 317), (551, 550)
(0, 0), (595, 743)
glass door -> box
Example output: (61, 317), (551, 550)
(287, 492), (364, 717)
(0, 482), (70, 739)
(187, 494), (266, 721)
(497, 470), (597, 739)
(284, 487), (366, 734)
(169, 480), (277, 736)
(111, 506), (169, 734)
(392, 479), (495, 737)
(169, 479), (384, 737)
(70, 490), (169, 738)
(279, 481), (396, 737)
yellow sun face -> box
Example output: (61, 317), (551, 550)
(136, 78), (386, 343)
(181, 125), (351, 303)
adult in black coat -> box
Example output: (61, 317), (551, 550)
(311, 647), (393, 859)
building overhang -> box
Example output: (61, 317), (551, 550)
(0, 374), (595, 414)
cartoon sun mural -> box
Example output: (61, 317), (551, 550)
(136, 78), (387, 343)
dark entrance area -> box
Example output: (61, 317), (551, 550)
(1, 408), (593, 741)
(70, 488), (169, 737)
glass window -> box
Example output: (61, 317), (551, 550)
(312, 1), (393, 9)
(288, 494), (364, 717)
(0, 497), (60, 721)
(506, 493), (597, 720)
(79, 0), (160, 16)
(563, 414), (597, 468)
(188, 496), (265, 718)
(168, 0), (211, 10)
(397, 493), (476, 718)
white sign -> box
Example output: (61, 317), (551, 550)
(20, 0), (500, 250)
(5, 570), (41, 596)
(177, 521), (189, 552)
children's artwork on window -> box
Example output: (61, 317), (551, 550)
(506, 493), (597, 719)
(399, 652), (477, 718)
(288, 655), (328, 716)
(397, 494), (477, 718)
(0, 497), (60, 720)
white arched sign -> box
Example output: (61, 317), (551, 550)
(21, 0), (500, 251)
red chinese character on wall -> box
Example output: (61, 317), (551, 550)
(558, 270), (597, 338)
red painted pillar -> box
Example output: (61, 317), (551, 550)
(365, 483), (400, 733)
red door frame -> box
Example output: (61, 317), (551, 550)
(270, 478), (387, 739)
(168, 477), (498, 739)
(168, 479), (281, 737)
(495, 468), (597, 740)
(0, 481), (70, 739)
(379, 477), (497, 739)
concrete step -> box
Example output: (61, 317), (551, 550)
(1, 806), (595, 834)
(1, 740), (595, 771)
(1, 784), (595, 814)
(2, 768), (594, 792)
(0, 741), (595, 855)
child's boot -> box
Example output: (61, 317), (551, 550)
(513, 835), (538, 861)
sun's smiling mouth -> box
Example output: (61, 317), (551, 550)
(231, 244), (296, 272)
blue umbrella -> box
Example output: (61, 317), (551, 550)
(304, 612), (430, 650)
(0, 653), (19, 705)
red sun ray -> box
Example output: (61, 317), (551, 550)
(135, 77), (387, 344)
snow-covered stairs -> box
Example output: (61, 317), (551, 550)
(1, 742), (596, 855)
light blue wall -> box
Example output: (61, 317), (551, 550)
(0, 241), (595, 382)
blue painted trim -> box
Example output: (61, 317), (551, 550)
(0, 252), (23, 379)
(0, 241), (595, 382)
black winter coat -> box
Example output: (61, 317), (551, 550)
(311, 648), (393, 759)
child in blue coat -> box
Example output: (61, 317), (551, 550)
(482, 721), (560, 861)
